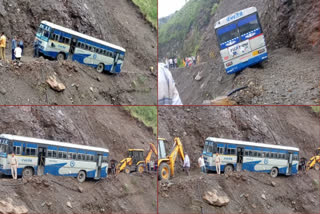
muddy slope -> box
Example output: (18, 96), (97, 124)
(164, 0), (320, 104)
(0, 0), (157, 105)
(0, 106), (157, 213)
(158, 106), (319, 213)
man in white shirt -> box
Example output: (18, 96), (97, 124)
(10, 153), (18, 179)
(14, 45), (22, 62)
(183, 152), (190, 176)
(158, 63), (183, 105)
(198, 154), (206, 174)
(215, 152), (221, 175)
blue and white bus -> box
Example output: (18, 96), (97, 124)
(214, 7), (268, 74)
(36, 21), (126, 74)
(0, 134), (109, 182)
(203, 137), (299, 177)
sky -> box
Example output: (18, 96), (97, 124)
(159, 0), (187, 18)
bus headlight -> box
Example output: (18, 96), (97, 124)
(226, 61), (233, 67)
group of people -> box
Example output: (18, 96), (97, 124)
(166, 57), (178, 69)
(0, 32), (42, 63)
(182, 152), (222, 176)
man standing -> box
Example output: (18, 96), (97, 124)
(18, 39), (24, 55)
(158, 63), (183, 105)
(169, 58), (173, 68)
(215, 152), (221, 175)
(10, 153), (18, 180)
(14, 45), (22, 63)
(174, 58), (178, 68)
(11, 36), (17, 60)
(198, 154), (206, 174)
(33, 38), (40, 58)
(0, 32), (7, 60)
(183, 152), (190, 176)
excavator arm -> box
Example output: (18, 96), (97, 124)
(168, 137), (185, 177)
(145, 143), (158, 164)
(116, 157), (132, 173)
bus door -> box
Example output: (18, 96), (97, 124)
(37, 147), (46, 176)
(111, 52), (120, 73)
(69, 37), (78, 60)
(95, 154), (103, 179)
(288, 152), (293, 175)
(236, 147), (244, 171)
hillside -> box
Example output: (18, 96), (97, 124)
(0, 106), (157, 213)
(0, 0), (157, 105)
(159, 0), (319, 104)
(158, 106), (319, 213)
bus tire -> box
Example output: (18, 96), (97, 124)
(57, 52), (65, 61)
(22, 167), (34, 178)
(224, 165), (234, 174)
(97, 63), (104, 73)
(77, 171), (86, 183)
(137, 163), (144, 173)
(314, 163), (320, 171)
(158, 163), (170, 180)
(270, 167), (278, 178)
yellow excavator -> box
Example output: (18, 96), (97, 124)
(306, 147), (320, 171)
(116, 143), (157, 174)
(158, 137), (185, 180)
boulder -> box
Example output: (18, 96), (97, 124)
(203, 190), (230, 207)
(0, 198), (28, 214)
(46, 76), (66, 92)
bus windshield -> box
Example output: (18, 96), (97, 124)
(204, 141), (214, 153)
(217, 23), (239, 44)
(0, 144), (7, 153)
(238, 14), (260, 36)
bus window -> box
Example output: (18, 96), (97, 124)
(85, 45), (89, 50)
(43, 30), (50, 38)
(218, 147), (224, 154)
(62, 152), (67, 159)
(52, 151), (57, 158)
(103, 155), (108, 163)
(270, 153), (274, 158)
(249, 151), (253, 156)
(245, 151), (249, 156)
(68, 153), (72, 159)
(58, 151), (63, 158)
(216, 23), (239, 45)
(77, 153), (82, 160)
(0, 143), (7, 153)
(266, 153), (269, 158)
(253, 151), (257, 157)
(65, 38), (70, 44)
(81, 154), (85, 160)
(47, 150), (52, 157)
(30, 148), (36, 156)
(81, 43), (85, 49)
(257, 152), (261, 157)
(72, 153), (77, 159)
(238, 14), (260, 37)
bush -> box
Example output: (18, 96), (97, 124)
(132, 0), (157, 28)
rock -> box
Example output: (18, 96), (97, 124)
(90, 87), (94, 92)
(78, 186), (84, 193)
(41, 202), (46, 207)
(217, 76), (222, 82)
(271, 181), (276, 187)
(195, 73), (202, 81)
(292, 201), (296, 205)
(203, 190), (230, 207)
(96, 77), (101, 82)
(150, 66), (154, 73)
(211, 96), (236, 105)
(0, 198), (28, 214)
(244, 194), (249, 199)
(42, 180), (50, 187)
(66, 201), (72, 209)
(252, 204), (256, 208)
(0, 87), (6, 95)
(261, 194), (266, 200)
(46, 76), (66, 92)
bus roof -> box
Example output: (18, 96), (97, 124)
(0, 134), (109, 153)
(214, 7), (257, 29)
(206, 137), (299, 152)
(41, 21), (126, 53)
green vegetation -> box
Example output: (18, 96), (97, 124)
(312, 106), (320, 113)
(124, 106), (157, 135)
(211, 3), (219, 15)
(132, 0), (157, 28)
(159, 0), (218, 56)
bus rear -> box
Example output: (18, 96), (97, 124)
(215, 7), (268, 74)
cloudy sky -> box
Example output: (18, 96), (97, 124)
(159, 0), (187, 18)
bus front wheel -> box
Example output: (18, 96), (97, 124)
(77, 171), (86, 183)
(224, 165), (234, 174)
(270, 167), (278, 178)
(22, 167), (34, 178)
(97, 63), (104, 73)
(57, 53), (65, 61)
